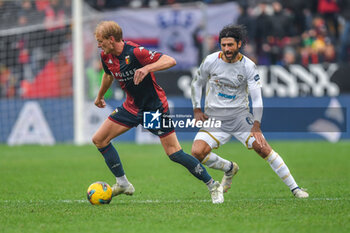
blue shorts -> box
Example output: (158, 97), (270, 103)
(108, 106), (175, 138)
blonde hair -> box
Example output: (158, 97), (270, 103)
(95, 21), (123, 41)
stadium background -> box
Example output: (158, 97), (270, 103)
(0, 0), (349, 145)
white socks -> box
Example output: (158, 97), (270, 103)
(202, 152), (232, 173)
(202, 150), (299, 191)
(206, 178), (215, 189)
(116, 175), (130, 187)
(265, 150), (298, 190)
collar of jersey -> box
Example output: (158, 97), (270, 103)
(218, 52), (243, 63)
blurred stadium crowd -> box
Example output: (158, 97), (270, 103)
(0, 0), (350, 98)
(0, 0), (72, 98)
(87, 0), (350, 65)
(236, 0), (350, 66)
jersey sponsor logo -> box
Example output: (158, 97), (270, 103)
(113, 68), (137, 81)
(254, 74), (260, 81)
(118, 76), (134, 82)
(218, 92), (236, 99)
(214, 79), (238, 89)
(143, 110), (162, 129)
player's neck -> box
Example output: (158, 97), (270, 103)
(112, 41), (125, 56)
(222, 52), (242, 63)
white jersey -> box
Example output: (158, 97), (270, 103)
(191, 51), (262, 119)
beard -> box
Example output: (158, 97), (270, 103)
(224, 49), (239, 62)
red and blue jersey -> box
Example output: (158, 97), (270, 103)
(101, 41), (168, 115)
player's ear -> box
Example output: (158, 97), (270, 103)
(238, 40), (242, 49)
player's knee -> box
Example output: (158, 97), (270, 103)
(191, 146), (209, 162)
(253, 142), (271, 159)
(261, 143), (272, 157)
(91, 135), (99, 146)
(92, 134), (107, 148)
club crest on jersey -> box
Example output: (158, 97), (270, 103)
(125, 55), (130, 64)
(237, 74), (244, 83)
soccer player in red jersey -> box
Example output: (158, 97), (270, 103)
(92, 21), (224, 204)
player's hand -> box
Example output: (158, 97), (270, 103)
(193, 108), (208, 122)
(134, 67), (149, 85)
(250, 121), (266, 149)
(94, 97), (106, 108)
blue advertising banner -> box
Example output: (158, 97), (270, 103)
(0, 96), (349, 144)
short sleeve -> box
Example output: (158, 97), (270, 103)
(133, 46), (162, 66)
(246, 62), (262, 90)
(195, 56), (211, 85)
(101, 56), (112, 75)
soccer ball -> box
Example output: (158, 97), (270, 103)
(87, 181), (112, 205)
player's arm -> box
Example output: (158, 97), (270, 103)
(95, 58), (114, 108)
(144, 54), (176, 73)
(247, 62), (266, 147)
(249, 86), (265, 148)
(95, 73), (114, 108)
(191, 59), (209, 122)
(134, 50), (176, 85)
(250, 87), (263, 125)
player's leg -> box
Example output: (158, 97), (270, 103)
(159, 132), (223, 204)
(160, 132), (212, 184)
(252, 139), (309, 198)
(234, 113), (308, 198)
(92, 108), (137, 197)
(191, 131), (239, 193)
(192, 131), (236, 173)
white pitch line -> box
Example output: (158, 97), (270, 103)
(0, 197), (348, 204)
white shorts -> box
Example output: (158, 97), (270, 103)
(194, 112), (256, 149)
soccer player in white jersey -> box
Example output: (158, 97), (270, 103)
(191, 24), (309, 200)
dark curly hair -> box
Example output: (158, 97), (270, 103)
(219, 24), (247, 47)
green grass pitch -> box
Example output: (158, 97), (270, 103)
(1, 141), (349, 233)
